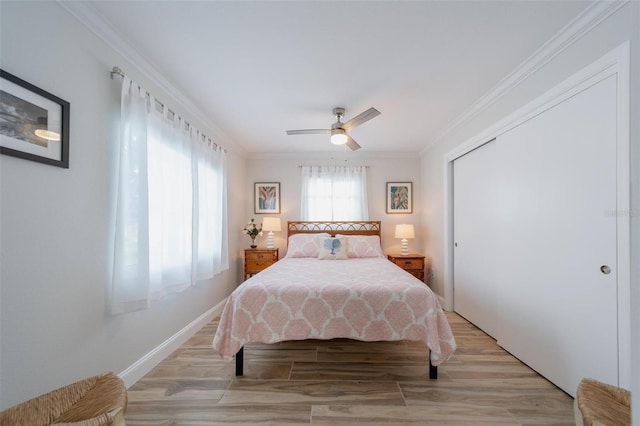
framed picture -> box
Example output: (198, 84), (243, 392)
(255, 182), (280, 214)
(0, 69), (70, 168)
(386, 182), (412, 214)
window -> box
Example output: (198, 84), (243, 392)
(192, 133), (228, 282)
(110, 78), (228, 314)
(300, 165), (369, 221)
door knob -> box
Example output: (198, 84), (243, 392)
(600, 265), (611, 275)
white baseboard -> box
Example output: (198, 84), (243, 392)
(118, 298), (227, 388)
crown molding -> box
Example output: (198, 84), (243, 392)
(420, 0), (629, 156)
(57, 1), (244, 156)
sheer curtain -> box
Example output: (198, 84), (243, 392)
(300, 165), (369, 221)
(147, 101), (193, 300)
(110, 77), (228, 314)
(192, 133), (229, 282)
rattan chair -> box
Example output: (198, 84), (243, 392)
(0, 372), (127, 426)
(574, 377), (631, 426)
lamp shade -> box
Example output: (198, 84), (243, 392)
(394, 224), (415, 239)
(262, 217), (282, 232)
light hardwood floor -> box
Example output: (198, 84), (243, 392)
(125, 312), (575, 425)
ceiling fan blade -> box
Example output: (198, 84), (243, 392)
(342, 107), (381, 132)
(286, 129), (331, 135)
(346, 135), (361, 151)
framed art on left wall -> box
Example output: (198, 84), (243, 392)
(0, 69), (70, 168)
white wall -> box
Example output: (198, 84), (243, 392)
(245, 153), (426, 275)
(419, 0), (638, 416)
(0, 1), (246, 408)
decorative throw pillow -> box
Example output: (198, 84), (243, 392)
(318, 237), (348, 260)
(285, 233), (331, 258)
(336, 234), (385, 258)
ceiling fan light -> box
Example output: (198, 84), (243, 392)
(330, 129), (348, 145)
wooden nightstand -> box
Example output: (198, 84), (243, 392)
(244, 248), (278, 280)
(387, 253), (425, 282)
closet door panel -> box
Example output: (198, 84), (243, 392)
(495, 75), (618, 396)
(453, 141), (499, 338)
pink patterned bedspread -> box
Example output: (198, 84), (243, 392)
(212, 258), (456, 365)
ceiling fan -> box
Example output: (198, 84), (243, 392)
(286, 107), (381, 151)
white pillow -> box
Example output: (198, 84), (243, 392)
(285, 233), (331, 258)
(335, 234), (385, 258)
(318, 237), (348, 260)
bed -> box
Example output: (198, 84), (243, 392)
(212, 221), (455, 379)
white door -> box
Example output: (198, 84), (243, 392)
(453, 140), (500, 338)
(495, 75), (618, 396)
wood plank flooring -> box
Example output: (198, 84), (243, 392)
(125, 312), (575, 425)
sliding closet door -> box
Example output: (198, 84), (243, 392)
(453, 140), (499, 338)
(495, 75), (618, 395)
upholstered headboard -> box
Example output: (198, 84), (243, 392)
(287, 221), (381, 238)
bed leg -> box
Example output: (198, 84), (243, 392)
(429, 357), (438, 379)
(235, 346), (244, 376)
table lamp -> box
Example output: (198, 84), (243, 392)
(262, 217), (282, 249)
(395, 224), (415, 256)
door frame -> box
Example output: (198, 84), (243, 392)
(442, 42), (630, 388)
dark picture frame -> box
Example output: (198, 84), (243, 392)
(386, 181), (413, 214)
(0, 69), (70, 168)
(255, 182), (280, 214)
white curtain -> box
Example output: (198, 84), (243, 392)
(192, 133), (229, 281)
(147, 100), (193, 300)
(300, 165), (369, 221)
(110, 77), (228, 314)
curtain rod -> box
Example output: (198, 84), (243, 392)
(110, 66), (226, 153)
